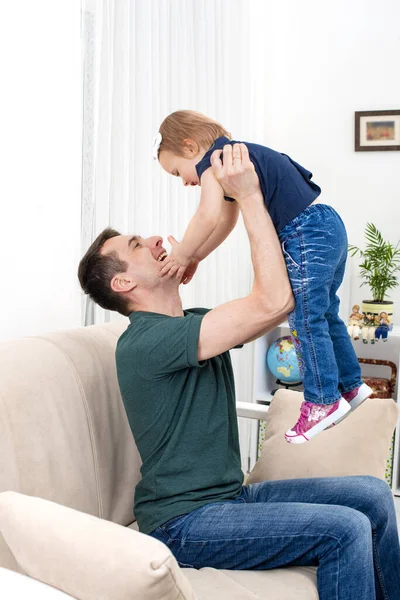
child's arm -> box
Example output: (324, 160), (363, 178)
(193, 195), (239, 261)
(159, 169), (225, 279)
(178, 201), (239, 284)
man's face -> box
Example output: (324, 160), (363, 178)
(102, 234), (169, 291)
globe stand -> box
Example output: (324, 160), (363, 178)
(271, 379), (302, 395)
(257, 380), (303, 405)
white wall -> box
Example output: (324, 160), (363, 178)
(255, 0), (400, 317)
(0, 1), (82, 341)
(0, 0), (399, 342)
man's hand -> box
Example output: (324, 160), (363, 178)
(211, 143), (261, 202)
(159, 236), (191, 280)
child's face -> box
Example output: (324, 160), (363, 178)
(159, 149), (205, 187)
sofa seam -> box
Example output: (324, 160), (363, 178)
(210, 569), (261, 598)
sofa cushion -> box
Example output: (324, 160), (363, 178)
(183, 566), (318, 599)
(248, 389), (398, 484)
(0, 491), (195, 600)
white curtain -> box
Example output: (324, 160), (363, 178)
(81, 0), (268, 471)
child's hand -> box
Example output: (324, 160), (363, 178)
(159, 255), (189, 280)
(159, 236), (191, 280)
(181, 257), (199, 285)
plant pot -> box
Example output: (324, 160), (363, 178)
(361, 300), (394, 322)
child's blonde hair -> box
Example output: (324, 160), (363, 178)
(158, 110), (231, 157)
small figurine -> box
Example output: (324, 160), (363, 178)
(347, 304), (363, 340)
(361, 312), (377, 344)
(375, 311), (391, 342)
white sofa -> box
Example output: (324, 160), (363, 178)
(0, 322), (397, 599)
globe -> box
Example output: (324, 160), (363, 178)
(266, 335), (301, 384)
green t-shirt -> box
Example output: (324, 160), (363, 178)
(115, 308), (243, 534)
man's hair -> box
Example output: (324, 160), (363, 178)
(158, 110), (231, 157)
(78, 228), (132, 317)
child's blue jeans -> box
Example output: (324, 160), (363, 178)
(278, 204), (363, 404)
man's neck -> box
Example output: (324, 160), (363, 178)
(132, 288), (184, 317)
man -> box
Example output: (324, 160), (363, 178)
(79, 144), (400, 599)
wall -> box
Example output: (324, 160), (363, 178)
(250, 0), (400, 407)
(258, 0), (400, 318)
(0, 0), (399, 342)
(0, 0), (82, 341)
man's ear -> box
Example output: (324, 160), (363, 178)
(182, 138), (200, 157)
(110, 275), (137, 294)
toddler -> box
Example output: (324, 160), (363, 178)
(154, 110), (372, 443)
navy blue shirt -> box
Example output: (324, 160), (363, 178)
(195, 136), (321, 232)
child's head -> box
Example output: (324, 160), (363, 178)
(156, 110), (230, 186)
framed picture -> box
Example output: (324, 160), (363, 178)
(355, 110), (400, 152)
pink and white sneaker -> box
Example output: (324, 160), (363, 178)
(285, 398), (351, 444)
(342, 383), (374, 409)
(330, 383), (374, 426)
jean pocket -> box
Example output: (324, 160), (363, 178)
(281, 241), (301, 270)
(281, 241), (303, 298)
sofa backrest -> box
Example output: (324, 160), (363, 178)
(0, 322), (141, 527)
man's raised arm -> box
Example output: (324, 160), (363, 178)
(198, 143), (294, 361)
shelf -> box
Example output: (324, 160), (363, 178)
(252, 325), (400, 495)
(279, 322), (400, 336)
(255, 391), (274, 404)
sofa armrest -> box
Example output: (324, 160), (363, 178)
(236, 401), (269, 421)
(0, 492), (195, 600)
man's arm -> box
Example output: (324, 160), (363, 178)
(198, 143), (294, 361)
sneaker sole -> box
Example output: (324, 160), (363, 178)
(331, 383), (374, 426)
(285, 398), (351, 444)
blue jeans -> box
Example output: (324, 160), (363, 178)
(150, 476), (400, 600)
(279, 204), (363, 404)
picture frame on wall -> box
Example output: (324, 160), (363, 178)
(355, 110), (400, 152)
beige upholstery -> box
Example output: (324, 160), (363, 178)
(0, 322), (139, 525)
(0, 322), (397, 599)
(0, 491), (195, 600)
(183, 567), (319, 599)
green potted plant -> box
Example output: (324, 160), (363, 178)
(349, 223), (400, 322)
